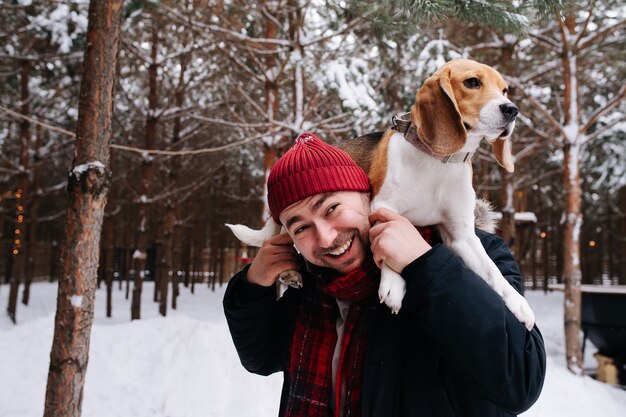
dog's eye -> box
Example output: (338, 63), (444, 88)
(503, 87), (509, 95)
(463, 78), (481, 89)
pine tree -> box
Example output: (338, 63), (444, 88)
(43, 1), (124, 415)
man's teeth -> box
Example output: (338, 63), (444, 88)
(329, 238), (352, 256)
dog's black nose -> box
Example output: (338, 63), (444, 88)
(500, 103), (519, 121)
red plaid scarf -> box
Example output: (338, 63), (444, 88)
(285, 258), (380, 417)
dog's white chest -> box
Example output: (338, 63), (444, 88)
(372, 133), (476, 226)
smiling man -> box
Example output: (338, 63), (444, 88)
(223, 133), (545, 417)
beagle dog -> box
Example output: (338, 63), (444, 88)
(227, 59), (534, 331)
(341, 59), (534, 330)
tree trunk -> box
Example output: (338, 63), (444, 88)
(168, 28), (190, 310)
(131, 23), (159, 320)
(43, 2), (123, 416)
(498, 45), (517, 254)
(48, 241), (59, 283)
(500, 171), (516, 252)
(6, 61), (30, 324)
(22, 124), (43, 305)
(102, 218), (114, 318)
(621, 187), (626, 285)
(562, 144), (584, 373)
(160, 205), (174, 316)
(289, 0), (305, 129)
(261, 3), (281, 222)
(560, 9), (584, 374)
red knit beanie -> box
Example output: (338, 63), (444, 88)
(268, 132), (371, 224)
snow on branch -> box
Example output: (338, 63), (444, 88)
(189, 114), (273, 129)
(161, 4), (292, 49)
(527, 32), (560, 52)
(70, 161), (106, 180)
(578, 17), (626, 50)
(581, 86), (626, 135)
(584, 114), (626, 145)
(508, 79), (566, 141)
(301, 16), (366, 48)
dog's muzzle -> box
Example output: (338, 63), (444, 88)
(500, 103), (519, 123)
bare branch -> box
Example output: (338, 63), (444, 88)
(572, 3), (595, 49)
(578, 18), (626, 51)
(507, 79), (567, 142)
(580, 86), (626, 135)
(583, 116), (626, 145)
(517, 114), (562, 148)
(161, 4), (292, 48)
(189, 113), (273, 129)
(121, 39), (152, 63)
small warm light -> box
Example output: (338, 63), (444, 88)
(12, 249), (19, 255)
(15, 193), (21, 199)
(17, 205), (24, 212)
(15, 229), (21, 235)
(589, 240), (596, 247)
(16, 188), (22, 194)
(17, 218), (23, 223)
(540, 232), (547, 239)
(15, 239), (21, 245)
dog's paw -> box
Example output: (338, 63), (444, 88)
(278, 270), (303, 288)
(503, 291), (535, 331)
(378, 268), (405, 314)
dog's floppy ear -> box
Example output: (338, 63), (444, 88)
(413, 69), (466, 155)
(491, 138), (514, 173)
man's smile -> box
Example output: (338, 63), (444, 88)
(328, 237), (353, 257)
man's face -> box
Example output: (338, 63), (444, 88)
(279, 191), (371, 274)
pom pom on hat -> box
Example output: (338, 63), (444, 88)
(267, 132), (371, 223)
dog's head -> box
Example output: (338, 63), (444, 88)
(411, 59), (517, 172)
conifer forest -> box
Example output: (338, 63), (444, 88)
(0, 1), (625, 416)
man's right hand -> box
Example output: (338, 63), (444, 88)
(246, 232), (300, 287)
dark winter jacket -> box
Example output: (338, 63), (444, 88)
(223, 230), (546, 417)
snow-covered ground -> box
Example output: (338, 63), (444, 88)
(1, 281), (625, 417)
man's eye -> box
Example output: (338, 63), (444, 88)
(463, 77), (481, 89)
(294, 225), (308, 235)
(327, 203), (339, 215)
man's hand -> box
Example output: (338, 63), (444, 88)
(247, 232), (300, 287)
(369, 208), (432, 273)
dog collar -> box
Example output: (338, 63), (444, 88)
(391, 112), (473, 164)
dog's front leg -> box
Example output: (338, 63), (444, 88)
(370, 201), (406, 314)
(379, 265), (405, 314)
(439, 225), (535, 330)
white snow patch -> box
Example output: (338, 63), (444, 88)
(71, 161), (106, 178)
(70, 294), (83, 308)
(492, 212), (538, 223)
(2, 285), (626, 417)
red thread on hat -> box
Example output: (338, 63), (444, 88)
(267, 132), (371, 223)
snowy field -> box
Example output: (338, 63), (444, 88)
(1, 281), (625, 417)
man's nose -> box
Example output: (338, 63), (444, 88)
(316, 221), (338, 249)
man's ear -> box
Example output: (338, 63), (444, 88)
(412, 68), (466, 156)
